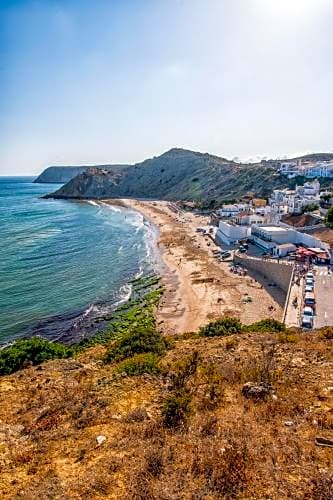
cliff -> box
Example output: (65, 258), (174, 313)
(46, 148), (284, 202)
(34, 164), (129, 184)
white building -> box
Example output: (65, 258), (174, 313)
(217, 203), (250, 218)
(269, 180), (320, 216)
(303, 162), (333, 178)
(251, 224), (329, 253)
(278, 161), (301, 178)
(216, 220), (250, 246)
(235, 212), (269, 226)
(296, 180), (320, 197)
(272, 243), (297, 258)
(251, 225), (295, 250)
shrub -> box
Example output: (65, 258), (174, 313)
(277, 332), (298, 343)
(115, 353), (161, 376)
(170, 351), (200, 390)
(320, 327), (333, 340)
(105, 326), (167, 363)
(325, 206), (333, 227)
(145, 448), (164, 477)
(197, 363), (225, 410)
(246, 318), (286, 333)
(199, 317), (242, 337)
(0, 337), (73, 376)
(162, 390), (192, 429)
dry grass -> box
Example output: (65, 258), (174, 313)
(0, 332), (332, 499)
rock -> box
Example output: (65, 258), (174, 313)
(284, 421), (294, 427)
(241, 382), (274, 400)
(317, 387), (333, 400)
(96, 435), (106, 446)
(315, 436), (333, 448)
(291, 357), (306, 368)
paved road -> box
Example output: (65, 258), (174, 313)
(313, 265), (333, 328)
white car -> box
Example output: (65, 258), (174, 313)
(302, 315), (313, 329)
(303, 306), (314, 317)
(305, 284), (314, 293)
(306, 272), (314, 279)
(305, 278), (314, 286)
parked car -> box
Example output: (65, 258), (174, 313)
(301, 315), (313, 329)
(221, 252), (231, 260)
(303, 306), (314, 317)
(304, 292), (316, 310)
(305, 284), (314, 293)
(306, 272), (314, 279)
(305, 278), (314, 286)
(239, 246), (247, 253)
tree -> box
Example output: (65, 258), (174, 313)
(326, 206), (333, 227)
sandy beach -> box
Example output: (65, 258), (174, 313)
(107, 199), (284, 335)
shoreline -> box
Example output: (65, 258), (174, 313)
(106, 199), (284, 335)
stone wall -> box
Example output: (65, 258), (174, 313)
(234, 253), (293, 293)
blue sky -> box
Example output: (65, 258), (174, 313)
(1, 0), (333, 175)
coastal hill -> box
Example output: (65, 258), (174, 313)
(34, 164), (130, 184)
(45, 148), (287, 202)
(0, 317), (332, 497)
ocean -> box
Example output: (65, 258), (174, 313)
(0, 177), (156, 344)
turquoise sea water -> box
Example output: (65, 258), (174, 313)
(0, 177), (155, 344)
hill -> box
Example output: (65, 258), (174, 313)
(0, 296), (332, 498)
(46, 148), (285, 203)
(34, 164), (129, 184)
(292, 153), (333, 162)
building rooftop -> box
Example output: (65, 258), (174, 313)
(276, 243), (297, 249)
(258, 226), (288, 232)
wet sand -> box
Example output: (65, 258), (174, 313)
(106, 199), (284, 335)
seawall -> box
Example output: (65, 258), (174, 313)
(234, 253), (293, 293)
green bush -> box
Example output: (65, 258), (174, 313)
(245, 319), (286, 333)
(162, 390), (192, 429)
(199, 317), (242, 337)
(115, 353), (161, 376)
(325, 206), (333, 227)
(0, 337), (73, 376)
(105, 326), (167, 363)
(171, 351), (200, 390)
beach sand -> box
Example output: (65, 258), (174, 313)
(106, 199), (284, 335)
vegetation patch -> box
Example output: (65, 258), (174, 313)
(245, 318), (286, 333)
(115, 353), (161, 376)
(162, 390), (192, 429)
(105, 326), (167, 363)
(0, 337), (73, 376)
(199, 317), (242, 337)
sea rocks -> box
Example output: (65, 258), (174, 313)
(241, 382), (274, 400)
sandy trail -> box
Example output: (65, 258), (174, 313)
(106, 199), (284, 335)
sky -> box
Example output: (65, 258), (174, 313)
(1, 0), (333, 175)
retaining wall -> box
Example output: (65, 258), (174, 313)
(234, 253), (293, 293)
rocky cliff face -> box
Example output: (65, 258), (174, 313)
(46, 148), (283, 202)
(34, 164), (129, 184)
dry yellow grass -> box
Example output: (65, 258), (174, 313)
(0, 331), (332, 499)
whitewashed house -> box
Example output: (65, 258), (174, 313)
(216, 220), (250, 246)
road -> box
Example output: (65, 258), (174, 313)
(313, 265), (333, 328)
